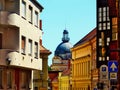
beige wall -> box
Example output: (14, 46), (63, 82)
(0, 0), (43, 70)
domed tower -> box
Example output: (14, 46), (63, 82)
(55, 30), (72, 60)
(51, 30), (72, 71)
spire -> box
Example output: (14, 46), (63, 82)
(62, 30), (70, 42)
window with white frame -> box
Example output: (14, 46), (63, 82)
(21, 36), (26, 54)
(99, 38), (102, 46)
(103, 23), (106, 30)
(98, 8), (102, 22)
(107, 22), (110, 29)
(34, 42), (38, 58)
(107, 37), (110, 46)
(107, 7), (110, 21)
(34, 11), (38, 27)
(98, 23), (102, 30)
(28, 39), (32, 56)
(28, 5), (33, 23)
(103, 7), (106, 21)
(22, 0), (26, 18)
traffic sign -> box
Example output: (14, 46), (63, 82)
(108, 61), (118, 72)
(100, 65), (108, 80)
(109, 72), (117, 80)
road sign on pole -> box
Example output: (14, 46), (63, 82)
(109, 72), (117, 80)
(108, 61), (118, 72)
(100, 65), (108, 80)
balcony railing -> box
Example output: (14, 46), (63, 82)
(0, 49), (42, 70)
(0, 11), (19, 27)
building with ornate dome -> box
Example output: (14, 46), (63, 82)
(51, 30), (73, 71)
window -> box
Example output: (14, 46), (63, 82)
(34, 87), (38, 90)
(0, 33), (2, 49)
(0, 2), (3, 10)
(107, 22), (110, 29)
(21, 36), (26, 54)
(112, 33), (117, 41)
(22, 0), (26, 18)
(7, 71), (12, 89)
(103, 23), (106, 30)
(21, 71), (26, 88)
(28, 6), (33, 23)
(0, 69), (2, 89)
(112, 18), (117, 40)
(107, 37), (110, 46)
(107, 56), (109, 60)
(34, 42), (38, 58)
(28, 39), (32, 56)
(99, 57), (102, 61)
(98, 8), (102, 22)
(99, 38), (102, 46)
(107, 7), (110, 21)
(98, 23), (102, 30)
(35, 11), (38, 26)
(103, 7), (106, 21)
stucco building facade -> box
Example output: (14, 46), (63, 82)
(71, 28), (97, 90)
(0, 0), (43, 90)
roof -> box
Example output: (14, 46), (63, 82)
(74, 28), (96, 47)
(52, 76), (58, 82)
(62, 68), (71, 76)
(31, 0), (44, 11)
(40, 45), (51, 55)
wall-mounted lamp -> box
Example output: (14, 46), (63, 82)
(6, 58), (11, 65)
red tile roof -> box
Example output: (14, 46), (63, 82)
(40, 45), (51, 54)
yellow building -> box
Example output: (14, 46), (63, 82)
(58, 64), (71, 90)
(71, 28), (97, 90)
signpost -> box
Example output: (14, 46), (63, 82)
(108, 61), (118, 89)
(108, 61), (118, 80)
(108, 61), (118, 72)
(100, 65), (108, 80)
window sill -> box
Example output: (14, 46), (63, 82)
(21, 53), (26, 55)
(34, 57), (38, 59)
(35, 25), (38, 28)
(22, 16), (26, 20)
(29, 21), (33, 24)
(28, 53), (32, 56)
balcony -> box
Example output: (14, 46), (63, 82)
(0, 49), (42, 70)
(0, 11), (19, 27)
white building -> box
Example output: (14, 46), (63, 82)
(0, 0), (43, 90)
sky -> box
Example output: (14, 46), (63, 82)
(38, 0), (96, 66)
